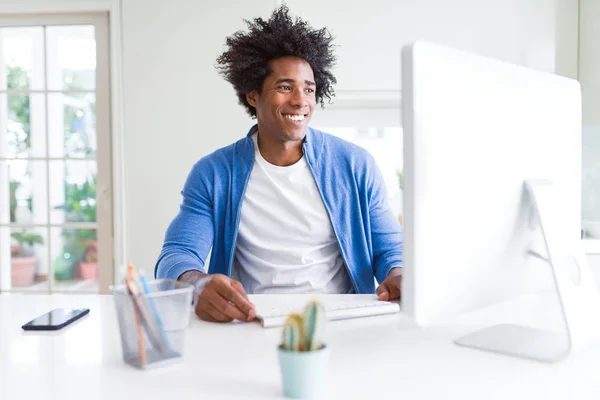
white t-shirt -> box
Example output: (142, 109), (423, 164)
(232, 134), (353, 294)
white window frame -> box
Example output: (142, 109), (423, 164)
(0, 1), (126, 293)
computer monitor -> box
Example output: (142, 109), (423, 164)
(401, 41), (600, 362)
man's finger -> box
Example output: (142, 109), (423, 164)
(196, 298), (233, 322)
(231, 280), (256, 319)
(196, 305), (223, 322)
(205, 302), (234, 322)
(209, 291), (250, 321)
(386, 275), (402, 300)
(376, 283), (387, 296)
(376, 283), (390, 301)
(195, 306), (214, 321)
(231, 283), (256, 320)
(378, 291), (390, 301)
(232, 280), (250, 300)
(388, 283), (401, 300)
(218, 283), (256, 317)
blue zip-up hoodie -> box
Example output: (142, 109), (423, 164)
(155, 125), (403, 294)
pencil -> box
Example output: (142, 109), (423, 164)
(138, 269), (172, 350)
(126, 265), (167, 352)
(127, 264), (147, 366)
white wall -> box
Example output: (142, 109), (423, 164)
(120, 0), (584, 272)
(289, 0), (578, 93)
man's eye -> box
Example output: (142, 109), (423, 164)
(305, 88), (315, 94)
(279, 85), (291, 90)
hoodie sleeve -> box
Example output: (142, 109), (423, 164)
(365, 154), (404, 284)
(154, 159), (215, 280)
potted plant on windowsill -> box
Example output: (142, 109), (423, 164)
(78, 240), (98, 280)
(10, 230), (44, 287)
(278, 299), (329, 399)
(53, 176), (98, 281)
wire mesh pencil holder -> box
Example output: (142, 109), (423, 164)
(110, 279), (193, 369)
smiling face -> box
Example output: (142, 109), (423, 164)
(246, 56), (316, 145)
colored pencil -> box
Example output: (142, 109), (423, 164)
(126, 265), (167, 353)
(138, 269), (172, 350)
(127, 264), (147, 366)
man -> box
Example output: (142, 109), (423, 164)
(155, 5), (403, 323)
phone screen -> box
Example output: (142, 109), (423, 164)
(22, 308), (90, 330)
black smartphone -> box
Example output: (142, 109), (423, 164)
(21, 308), (90, 331)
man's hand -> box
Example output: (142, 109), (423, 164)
(376, 268), (402, 301)
(179, 271), (256, 322)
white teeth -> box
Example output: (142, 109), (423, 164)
(284, 114), (304, 121)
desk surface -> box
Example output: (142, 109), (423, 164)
(1, 293), (599, 400)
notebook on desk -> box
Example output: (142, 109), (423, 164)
(252, 294), (400, 328)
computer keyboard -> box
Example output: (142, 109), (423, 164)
(253, 294), (400, 328)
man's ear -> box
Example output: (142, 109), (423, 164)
(246, 91), (258, 108)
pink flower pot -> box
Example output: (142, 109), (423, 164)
(11, 256), (36, 287)
(78, 262), (98, 280)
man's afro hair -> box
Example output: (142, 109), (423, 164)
(216, 5), (337, 117)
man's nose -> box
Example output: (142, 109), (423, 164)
(290, 89), (308, 108)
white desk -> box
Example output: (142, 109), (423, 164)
(1, 293), (600, 400)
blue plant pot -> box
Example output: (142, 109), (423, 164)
(277, 345), (330, 399)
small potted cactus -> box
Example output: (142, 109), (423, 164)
(278, 299), (329, 399)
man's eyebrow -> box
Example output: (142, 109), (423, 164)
(274, 78), (316, 86)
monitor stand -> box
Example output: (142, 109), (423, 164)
(454, 179), (600, 363)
